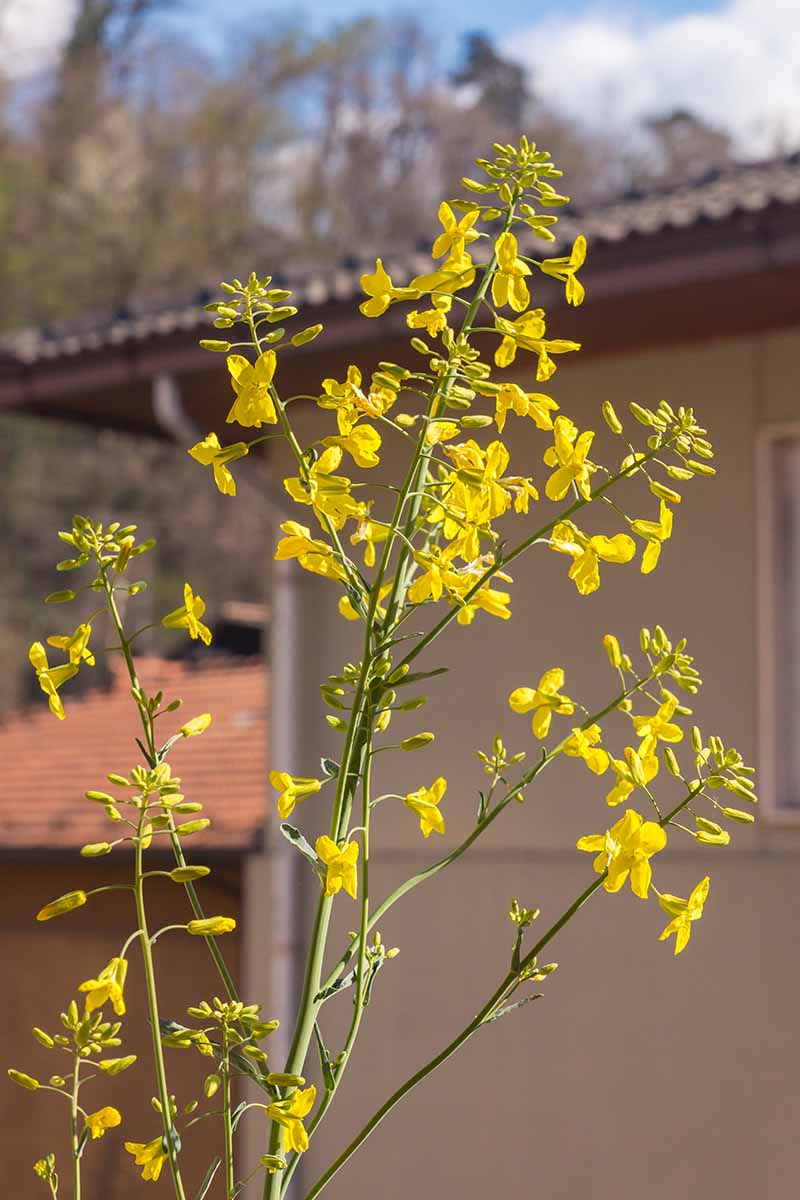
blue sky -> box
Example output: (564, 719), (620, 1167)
(188, 0), (725, 42)
(4, 0), (799, 155)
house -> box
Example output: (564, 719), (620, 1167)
(2, 156), (800, 1198)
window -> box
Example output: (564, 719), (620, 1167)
(760, 426), (800, 812)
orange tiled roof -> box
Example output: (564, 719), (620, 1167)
(0, 657), (268, 852)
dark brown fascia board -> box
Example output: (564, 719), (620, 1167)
(2, 205), (800, 423)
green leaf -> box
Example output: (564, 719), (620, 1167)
(194, 1158), (221, 1200)
(393, 667), (448, 687)
(314, 968), (356, 1003)
(483, 993), (542, 1024)
(280, 824), (324, 881)
(313, 1021), (336, 1092)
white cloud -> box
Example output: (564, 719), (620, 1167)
(504, 0), (800, 157)
(0, 0), (77, 78)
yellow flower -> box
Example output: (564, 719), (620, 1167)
(85, 1106), (122, 1140)
(563, 724), (609, 775)
(79, 957), (128, 1017)
(431, 202), (479, 259)
(491, 231), (531, 312)
(408, 545), (459, 605)
(180, 713), (212, 738)
(188, 432), (249, 497)
(577, 808), (667, 898)
(267, 1085), (317, 1155)
(162, 583), (212, 646)
(407, 295), (452, 337)
(226, 351), (278, 427)
(494, 310), (581, 377)
(659, 876), (710, 954)
(284, 446), (367, 530)
(631, 501), (674, 573)
(605, 746), (659, 806)
(28, 642), (78, 720)
(349, 515), (390, 567)
(46, 622), (94, 667)
(269, 771), (322, 819)
(315, 836), (359, 899)
(125, 1136), (169, 1182)
(549, 521), (636, 596)
(404, 777), (447, 837)
(411, 249), (476, 297)
(452, 579), (512, 625)
(509, 668), (574, 738)
(359, 259), (419, 317)
(318, 366), (367, 435)
(543, 416), (596, 501)
(187, 916), (236, 935)
(631, 692), (684, 757)
(274, 522), (346, 582)
(539, 235), (587, 306)
(322, 424), (382, 469)
(493, 383), (558, 433)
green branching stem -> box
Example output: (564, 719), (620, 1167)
(70, 1055), (81, 1200)
(303, 781), (703, 1199)
(133, 811), (187, 1200)
(222, 1028), (235, 1199)
(318, 664), (661, 995)
(100, 565), (239, 1004)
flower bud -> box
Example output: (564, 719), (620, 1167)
(169, 866), (212, 882)
(291, 324), (323, 346)
(98, 1056), (137, 1075)
(175, 819), (211, 835)
(32, 1028), (54, 1048)
(8, 1070), (39, 1090)
(601, 401), (623, 434)
(187, 917), (236, 936)
(199, 340), (232, 352)
(45, 590), (76, 603)
(204, 1074), (221, 1098)
(266, 1073), (306, 1088)
(400, 732), (435, 750)
(603, 634), (622, 668)
(180, 713), (212, 738)
(36, 890), (87, 922)
(80, 842), (112, 857)
(721, 807), (755, 824)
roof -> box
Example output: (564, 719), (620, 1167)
(4, 154), (800, 368)
(0, 657), (268, 854)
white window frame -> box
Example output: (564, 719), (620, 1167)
(757, 420), (800, 823)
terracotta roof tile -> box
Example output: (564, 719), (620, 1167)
(0, 658), (268, 853)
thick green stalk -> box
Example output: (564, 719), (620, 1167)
(70, 1055), (81, 1200)
(134, 819), (187, 1200)
(223, 1031), (235, 1198)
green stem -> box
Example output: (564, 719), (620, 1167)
(303, 780), (702, 1199)
(100, 563), (239, 1004)
(279, 711), (375, 1197)
(134, 815), (187, 1200)
(223, 1031), (235, 1199)
(70, 1054), (81, 1200)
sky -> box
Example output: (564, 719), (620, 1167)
(2, 0), (799, 155)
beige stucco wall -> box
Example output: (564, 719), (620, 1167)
(251, 326), (800, 1198)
